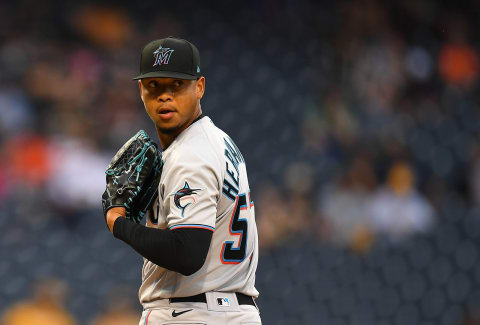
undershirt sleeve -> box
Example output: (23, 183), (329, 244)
(113, 217), (213, 276)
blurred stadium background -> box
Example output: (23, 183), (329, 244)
(2, 0), (480, 324)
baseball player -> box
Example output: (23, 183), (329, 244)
(104, 37), (261, 324)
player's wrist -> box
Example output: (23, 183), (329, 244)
(106, 207), (126, 233)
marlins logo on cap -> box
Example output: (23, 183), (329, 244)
(153, 45), (174, 66)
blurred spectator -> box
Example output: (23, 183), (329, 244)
(257, 162), (315, 250)
(317, 154), (377, 253)
(369, 160), (434, 242)
(46, 136), (109, 210)
(439, 42), (479, 87)
(438, 17), (479, 88)
(89, 286), (140, 325)
(1, 278), (75, 325)
(283, 161), (316, 234)
(3, 134), (54, 188)
(338, 1), (405, 115)
(350, 33), (405, 113)
(0, 89), (33, 137)
(404, 46), (434, 82)
(323, 90), (359, 148)
(256, 183), (291, 250)
(72, 5), (133, 49)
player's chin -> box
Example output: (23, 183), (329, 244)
(156, 120), (182, 134)
(155, 115), (177, 129)
(157, 125), (181, 134)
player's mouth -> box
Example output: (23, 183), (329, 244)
(157, 107), (176, 120)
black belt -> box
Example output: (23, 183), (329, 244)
(170, 293), (255, 306)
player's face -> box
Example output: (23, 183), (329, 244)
(139, 77), (205, 135)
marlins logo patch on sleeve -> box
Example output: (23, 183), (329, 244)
(171, 181), (202, 217)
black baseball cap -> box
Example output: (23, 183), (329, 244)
(133, 37), (201, 80)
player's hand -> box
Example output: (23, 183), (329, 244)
(106, 207), (126, 233)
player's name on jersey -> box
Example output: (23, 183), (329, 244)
(222, 136), (244, 201)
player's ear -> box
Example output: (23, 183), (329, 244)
(138, 80), (145, 102)
(196, 77), (205, 100)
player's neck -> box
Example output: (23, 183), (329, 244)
(157, 108), (203, 150)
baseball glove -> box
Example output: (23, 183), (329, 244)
(102, 130), (163, 224)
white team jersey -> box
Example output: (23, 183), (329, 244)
(139, 116), (259, 304)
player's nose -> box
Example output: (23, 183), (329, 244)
(156, 90), (173, 102)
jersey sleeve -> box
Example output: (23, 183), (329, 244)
(162, 147), (222, 232)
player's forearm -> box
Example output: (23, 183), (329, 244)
(112, 217), (212, 276)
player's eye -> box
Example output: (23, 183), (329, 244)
(173, 80), (183, 87)
(148, 81), (158, 88)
